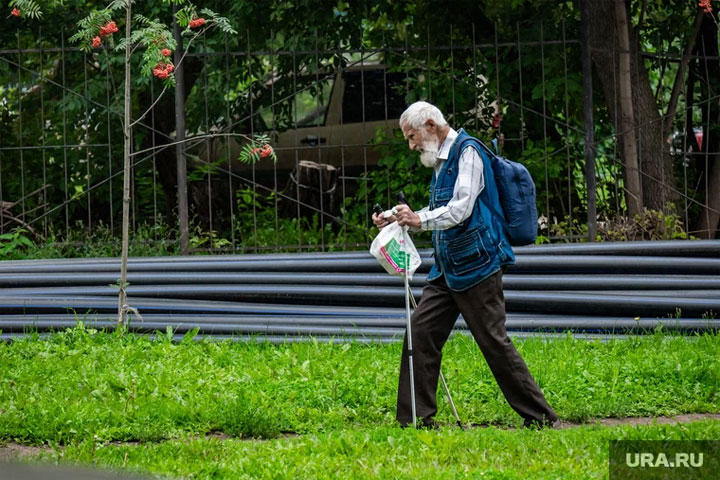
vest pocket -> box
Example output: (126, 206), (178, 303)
(432, 186), (454, 207)
(447, 228), (491, 274)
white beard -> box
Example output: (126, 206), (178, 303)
(419, 139), (440, 168)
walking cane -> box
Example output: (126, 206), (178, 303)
(395, 192), (463, 429)
(400, 222), (418, 429)
(374, 202), (419, 428)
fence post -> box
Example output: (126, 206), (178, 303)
(173, 6), (189, 255)
(581, 0), (597, 241)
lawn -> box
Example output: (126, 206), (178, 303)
(1, 327), (719, 478)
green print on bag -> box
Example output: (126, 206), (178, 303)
(380, 237), (407, 273)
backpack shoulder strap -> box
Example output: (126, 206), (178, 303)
(451, 133), (510, 232)
(452, 129), (499, 160)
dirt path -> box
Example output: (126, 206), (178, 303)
(0, 443), (52, 462)
(2, 413), (719, 461)
(555, 412), (720, 429)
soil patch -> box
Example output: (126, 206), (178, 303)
(556, 412), (720, 429)
(0, 443), (53, 461)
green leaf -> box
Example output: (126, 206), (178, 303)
(180, 327), (199, 344)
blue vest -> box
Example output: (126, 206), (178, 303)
(426, 129), (515, 291)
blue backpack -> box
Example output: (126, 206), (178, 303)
(457, 134), (538, 246)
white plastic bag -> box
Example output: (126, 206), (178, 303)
(370, 222), (422, 278)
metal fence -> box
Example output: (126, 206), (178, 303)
(1, 16), (718, 254)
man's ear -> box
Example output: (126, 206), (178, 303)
(424, 119), (436, 133)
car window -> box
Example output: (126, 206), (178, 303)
(261, 76), (334, 130)
(341, 70), (406, 123)
(295, 77), (334, 127)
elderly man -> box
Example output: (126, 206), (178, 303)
(372, 101), (557, 428)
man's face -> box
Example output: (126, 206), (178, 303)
(401, 121), (440, 168)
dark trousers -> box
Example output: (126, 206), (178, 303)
(396, 268), (557, 425)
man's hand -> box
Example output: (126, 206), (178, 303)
(372, 211), (396, 230)
(394, 204), (421, 229)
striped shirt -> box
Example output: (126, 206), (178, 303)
(414, 128), (485, 231)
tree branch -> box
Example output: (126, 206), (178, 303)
(0, 213), (38, 238)
(129, 131), (254, 157)
(637, 0), (648, 33)
(129, 84), (168, 127)
(129, 28), (205, 128)
(663, 10), (705, 140)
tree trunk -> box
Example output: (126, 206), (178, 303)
(699, 158), (720, 238)
(288, 160), (338, 219)
(118, 3), (132, 325)
(694, 9), (720, 238)
(614, 0), (642, 216)
(587, 0), (678, 216)
(137, 57), (203, 225)
(173, 8), (189, 255)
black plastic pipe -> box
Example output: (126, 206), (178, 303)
(515, 240), (720, 257)
(0, 272), (424, 288)
(2, 315), (715, 333)
(1, 240), (715, 268)
(1, 255), (718, 275)
(3, 283), (720, 307)
(2, 272), (720, 291)
(1, 288), (718, 317)
(0, 295), (406, 316)
(1, 312), (714, 326)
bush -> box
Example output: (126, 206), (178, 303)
(597, 208), (690, 241)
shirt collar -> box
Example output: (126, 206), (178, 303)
(437, 128), (458, 160)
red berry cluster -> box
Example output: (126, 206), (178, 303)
(148, 37), (173, 79)
(11, 7), (20, 17)
(699, 0), (712, 13)
(153, 62), (174, 79)
(99, 21), (118, 37)
(92, 20), (119, 48)
(189, 17), (206, 29)
(250, 144), (273, 158)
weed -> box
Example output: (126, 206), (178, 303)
(0, 228), (35, 259)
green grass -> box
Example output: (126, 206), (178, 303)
(1, 327), (719, 447)
(33, 421), (720, 479)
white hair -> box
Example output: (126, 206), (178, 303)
(399, 101), (448, 129)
